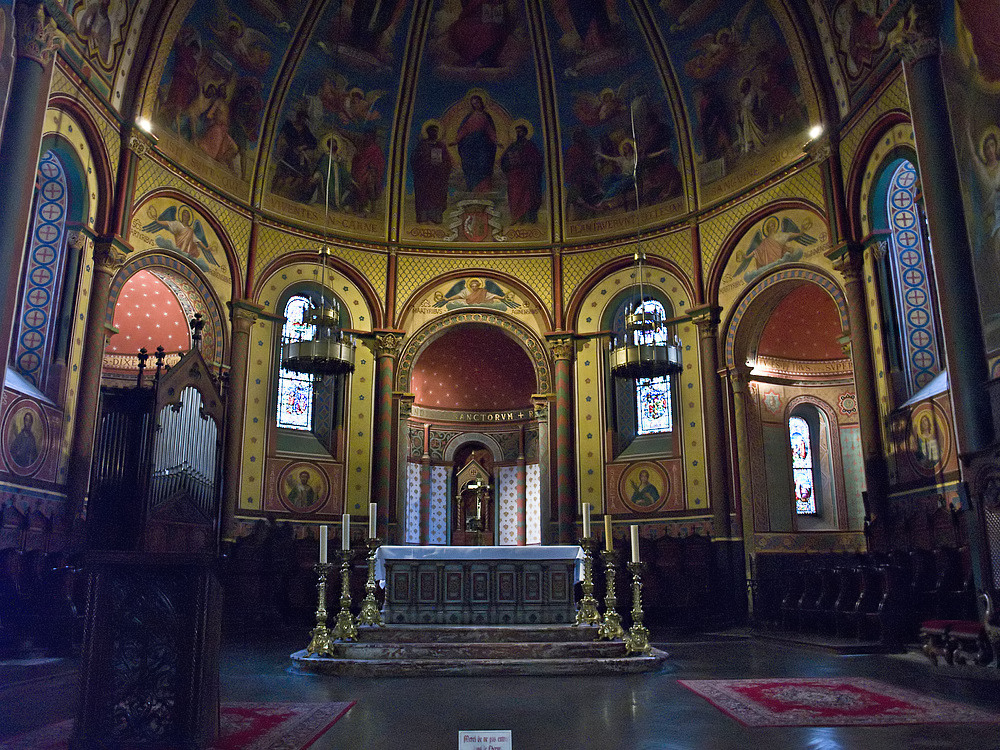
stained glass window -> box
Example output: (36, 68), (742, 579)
(789, 415), (816, 514)
(277, 296), (315, 430)
(637, 375), (672, 434)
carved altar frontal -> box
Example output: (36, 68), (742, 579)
(377, 546), (584, 625)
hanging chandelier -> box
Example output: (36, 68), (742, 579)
(281, 245), (356, 377)
(280, 148), (356, 377)
(609, 105), (682, 381)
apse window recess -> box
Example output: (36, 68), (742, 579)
(789, 415), (817, 515)
(277, 295), (315, 430)
(633, 299), (672, 435)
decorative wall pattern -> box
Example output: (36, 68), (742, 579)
(498, 465), (517, 546)
(429, 465), (448, 545)
(525, 463), (540, 545)
(838, 71), (908, 189)
(395, 253), (552, 319)
(405, 461), (421, 544)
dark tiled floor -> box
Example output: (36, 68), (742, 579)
(2, 631), (999, 749)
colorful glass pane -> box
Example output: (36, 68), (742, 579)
(277, 295), (315, 430)
(637, 376), (672, 434)
(789, 415), (816, 514)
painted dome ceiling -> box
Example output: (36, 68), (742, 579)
(135, 0), (825, 250)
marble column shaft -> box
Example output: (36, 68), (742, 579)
(549, 337), (575, 543)
(373, 332), (403, 538)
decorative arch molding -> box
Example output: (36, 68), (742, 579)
(443, 433), (505, 463)
(396, 311), (552, 396)
(44, 98), (114, 234)
(566, 249), (692, 331)
(707, 198), (827, 303)
(256, 259), (376, 333)
(845, 110), (917, 238)
(397, 269), (552, 335)
(855, 121), (919, 239)
(255, 249), (384, 330)
(107, 253), (227, 365)
(724, 267), (849, 371)
(131, 189), (243, 300)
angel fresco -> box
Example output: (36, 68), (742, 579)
(73, 0), (128, 69)
(209, 0), (273, 75)
(550, 0), (627, 76)
(732, 215), (817, 282)
(683, 1), (752, 80)
(141, 206), (221, 271)
(433, 279), (520, 310)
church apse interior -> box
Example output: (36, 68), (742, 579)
(1, 0), (1000, 747)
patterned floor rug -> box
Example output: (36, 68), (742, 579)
(679, 678), (1000, 727)
(0, 701), (356, 750)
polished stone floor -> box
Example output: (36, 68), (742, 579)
(2, 629), (999, 749)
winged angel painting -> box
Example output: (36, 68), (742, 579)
(432, 278), (520, 310)
(731, 214), (817, 282)
(141, 205), (222, 272)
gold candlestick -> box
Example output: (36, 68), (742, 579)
(330, 549), (359, 642)
(575, 536), (601, 626)
(306, 562), (334, 656)
(357, 537), (383, 627)
(624, 561), (651, 656)
(597, 548), (624, 641)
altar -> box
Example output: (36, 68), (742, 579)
(376, 545), (585, 625)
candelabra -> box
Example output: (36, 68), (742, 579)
(357, 537), (383, 627)
(575, 536), (601, 626)
(597, 549), (624, 641)
(624, 561), (651, 656)
(306, 562), (334, 656)
(330, 549), (358, 642)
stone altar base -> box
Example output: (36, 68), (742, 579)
(290, 624), (668, 677)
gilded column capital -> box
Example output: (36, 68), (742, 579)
(228, 300), (264, 333)
(126, 127), (155, 158)
(886, 3), (940, 62)
(804, 134), (832, 163)
(531, 393), (552, 420)
(14, 2), (56, 66)
(546, 335), (575, 361)
(826, 241), (864, 282)
(93, 237), (130, 276)
(688, 305), (722, 337)
(374, 331), (405, 359)
(396, 392), (415, 418)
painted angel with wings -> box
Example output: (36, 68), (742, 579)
(142, 206), (221, 269)
(433, 278), (520, 310)
(210, 0), (273, 74)
(572, 82), (628, 126)
(682, 0), (753, 80)
(733, 215), (817, 282)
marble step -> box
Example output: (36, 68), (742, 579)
(290, 646), (669, 677)
(351, 624), (601, 643)
(329, 640), (628, 660)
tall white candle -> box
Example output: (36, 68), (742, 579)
(630, 525), (640, 563)
(369, 502), (377, 539)
(342, 514), (351, 551)
(582, 503), (591, 538)
(319, 525), (328, 564)
(604, 515), (613, 552)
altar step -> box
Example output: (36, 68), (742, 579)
(290, 624), (669, 677)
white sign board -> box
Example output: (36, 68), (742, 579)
(459, 730), (512, 750)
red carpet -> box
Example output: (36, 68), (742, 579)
(0, 701), (355, 750)
(679, 678), (1000, 727)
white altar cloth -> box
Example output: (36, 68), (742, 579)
(375, 545), (585, 584)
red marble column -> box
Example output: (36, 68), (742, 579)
(548, 335), (576, 543)
(372, 331), (403, 539)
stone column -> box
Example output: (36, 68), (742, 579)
(728, 368), (756, 617)
(395, 393), (415, 544)
(548, 336), (575, 543)
(886, 5), (993, 455)
(67, 238), (129, 528)
(692, 306), (744, 622)
(420, 423), (431, 545)
(827, 244), (889, 528)
(220, 300), (262, 545)
(516, 424), (527, 545)
(531, 394), (552, 543)
(0, 2), (56, 359)
(372, 331), (403, 538)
